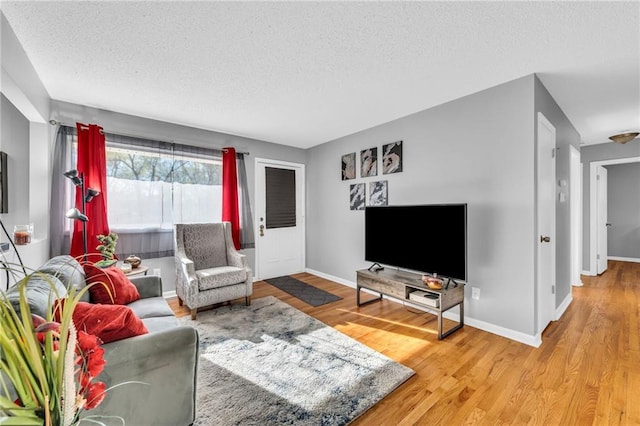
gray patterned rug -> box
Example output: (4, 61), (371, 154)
(264, 276), (343, 306)
(181, 296), (414, 425)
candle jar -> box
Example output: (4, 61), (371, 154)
(13, 224), (33, 245)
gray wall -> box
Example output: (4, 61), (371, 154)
(533, 76), (581, 308)
(581, 140), (640, 271)
(0, 94), (47, 284)
(606, 162), (640, 259)
(307, 75), (539, 336)
(1, 94), (30, 234)
(1, 13), (52, 272)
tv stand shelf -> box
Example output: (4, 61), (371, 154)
(356, 268), (464, 340)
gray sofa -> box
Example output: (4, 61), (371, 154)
(3, 255), (199, 426)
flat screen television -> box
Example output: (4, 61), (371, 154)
(365, 204), (467, 281)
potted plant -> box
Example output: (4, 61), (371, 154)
(94, 233), (118, 268)
(0, 275), (107, 425)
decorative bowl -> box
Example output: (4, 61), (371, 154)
(421, 274), (444, 290)
(124, 255), (142, 269)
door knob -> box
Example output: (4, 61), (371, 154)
(259, 224), (264, 237)
(540, 236), (551, 243)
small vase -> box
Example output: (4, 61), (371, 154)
(124, 255), (141, 269)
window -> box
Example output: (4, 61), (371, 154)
(104, 145), (223, 230)
(265, 167), (296, 229)
(60, 130), (249, 259)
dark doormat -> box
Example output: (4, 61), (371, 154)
(263, 276), (343, 307)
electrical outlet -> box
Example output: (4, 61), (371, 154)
(472, 287), (480, 300)
(153, 268), (161, 277)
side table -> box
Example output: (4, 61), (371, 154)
(124, 265), (149, 277)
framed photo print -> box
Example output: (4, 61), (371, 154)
(360, 147), (378, 177)
(341, 152), (356, 180)
(369, 180), (388, 206)
(350, 183), (366, 210)
(382, 141), (402, 174)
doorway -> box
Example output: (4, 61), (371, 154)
(569, 146), (583, 286)
(588, 156), (640, 275)
(536, 112), (556, 334)
(596, 165), (608, 274)
(254, 158), (305, 280)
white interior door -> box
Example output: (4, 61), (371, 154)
(255, 158), (305, 280)
(596, 165), (608, 274)
(536, 113), (556, 334)
(570, 146), (583, 286)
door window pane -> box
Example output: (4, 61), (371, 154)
(266, 167), (296, 229)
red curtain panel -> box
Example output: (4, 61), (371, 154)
(70, 123), (110, 260)
(222, 147), (241, 250)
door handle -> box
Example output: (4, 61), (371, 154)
(540, 236), (551, 243)
(259, 224), (264, 237)
(606, 223), (612, 227)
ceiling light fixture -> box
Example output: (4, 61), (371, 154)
(609, 132), (639, 144)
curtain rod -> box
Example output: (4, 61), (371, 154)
(48, 119), (250, 155)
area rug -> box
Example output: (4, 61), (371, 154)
(264, 276), (343, 306)
(180, 296), (414, 425)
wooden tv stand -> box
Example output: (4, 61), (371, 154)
(356, 268), (464, 339)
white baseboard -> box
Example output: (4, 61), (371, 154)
(305, 268), (541, 347)
(462, 315), (542, 347)
(305, 268), (355, 288)
(163, 290), (177, 299)
(582, 269), (596, 276)
(555, 292), (572, 320)
(608, 256), (640, 263)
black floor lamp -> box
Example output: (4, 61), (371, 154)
(64, 169), (100, 261)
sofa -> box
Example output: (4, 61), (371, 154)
(2, 255), (199, 426)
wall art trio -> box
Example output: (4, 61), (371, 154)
(343, 140), (402, 210)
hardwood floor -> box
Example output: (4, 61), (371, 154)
(168, 261), (640, 425)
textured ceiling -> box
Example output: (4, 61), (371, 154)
(2, 1), (639, 148)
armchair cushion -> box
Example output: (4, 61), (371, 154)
(84, 264), (141, 305)
(182, 223), (228, 269)
(197, 266), (248, 291)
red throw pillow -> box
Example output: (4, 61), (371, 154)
(56, 300), (148, 344)
(84, 264), (140, 305)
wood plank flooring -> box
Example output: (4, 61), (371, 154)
(168, 260), (640, 425)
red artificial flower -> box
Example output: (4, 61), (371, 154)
(76, 331), (106, 378)
(84, 381), (107, 410)
(30, 314), (47, 328)
(77, 330), (103, 350)
(34, 320), (61, 345)
(85, 346), (105, 378)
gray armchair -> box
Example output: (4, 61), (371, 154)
(174, 222), (252, 319)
